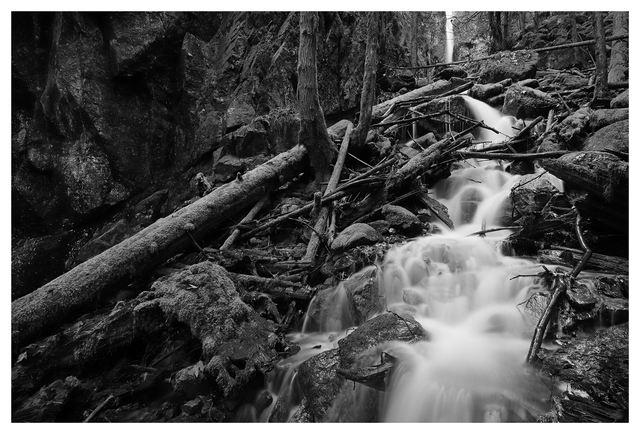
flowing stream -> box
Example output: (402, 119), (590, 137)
(238, 97), (555, 423)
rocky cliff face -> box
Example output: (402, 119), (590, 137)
(12, 11), (408, 296)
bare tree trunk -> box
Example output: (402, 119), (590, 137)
(410, 12), (418, 67)
(12, 146), (308, 349)
(488, 12), (503, 53)
(591, 12), (610, 101)
(298, 11), (336, 190)
(571, 12), (580, 66)
(608, 11), (629, 83)
(501, 12), (510, 50)
(519, 12), (526, 32)
(353, 11), (381, 150)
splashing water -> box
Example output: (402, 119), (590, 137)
(240, 98), (555, 423)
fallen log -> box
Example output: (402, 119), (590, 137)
(12, 146), (308, 349)
(372, 79), (453, 121)
(455, 150), (568, 161)
(539, 248), (628, 275)
(220, 196), (270, 250)
(229, 273), (315, 301)
(392, 34), (629, 70)
(540, 151), (628, 204)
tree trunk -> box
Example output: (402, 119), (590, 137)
(501, 12), (510, 50)
(519, 12), (526, 32)
(353, 12), (380, 150)
(571, 12), (580, 65)
(591, 12), (610, 101)
(410, 12), (418, 67)
(488, 12), (503, 53)
(12, 146), (308, 349)
(608, 12), (629, 83)
(297, 11), (336, 189)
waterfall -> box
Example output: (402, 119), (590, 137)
(239, 98), (554, 423)
(445, 12), (454, 64)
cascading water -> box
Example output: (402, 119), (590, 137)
(240, 98), (556, 423)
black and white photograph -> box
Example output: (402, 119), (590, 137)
(9, 6), (632, 424)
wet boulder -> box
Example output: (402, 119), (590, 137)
(337, 312), (428, 371)
(342, 266), (385, 325)
(510, 173), (559, 216)
(381, 205), (423, 237)
(303, 285), (355, 333)
(589, 108), (628, 131)
(610, 89), (629, 109)
(502, 85), (557, 119)
(330, 223), (383, 252)
(478, 50), (539, 84)
(296, 349), (344, 421)
(468, 83), (504, 102)
(541, 323), (628, 422)
(581, 119), (628, 153)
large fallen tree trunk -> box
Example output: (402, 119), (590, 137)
(12, 146), (308, 349)
(372, 79), (455, 121)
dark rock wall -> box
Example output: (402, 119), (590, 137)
(12, 12), (406, 293)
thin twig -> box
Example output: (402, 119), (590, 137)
(84, 394), (114, 423)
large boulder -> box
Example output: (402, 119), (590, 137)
(589, 108), (629, 131)
(502, 85), (557, 118)
(296, 349), (344, 421)
(330, 223), (383, 251)
(478, 50), (539, 84)
(510, 174), (560, 217)
(581, 119), (629, 153)
(381, 205), (423, 237)
(341, 266), (385, 325)
(610, 89), (629, 109)
(468, 83), (504, 102)
(337, 312), (428, 371)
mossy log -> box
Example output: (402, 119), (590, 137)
(371, 80), (454, 121)
(12, 146), (308, 349)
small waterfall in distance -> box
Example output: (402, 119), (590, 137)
(238, 97), (555, 423)
(445, 12), (454, 64)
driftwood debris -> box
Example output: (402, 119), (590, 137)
(303, 122), (353, 263)
(12, 146), (308, 349)
(526, 212), (592, 364)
